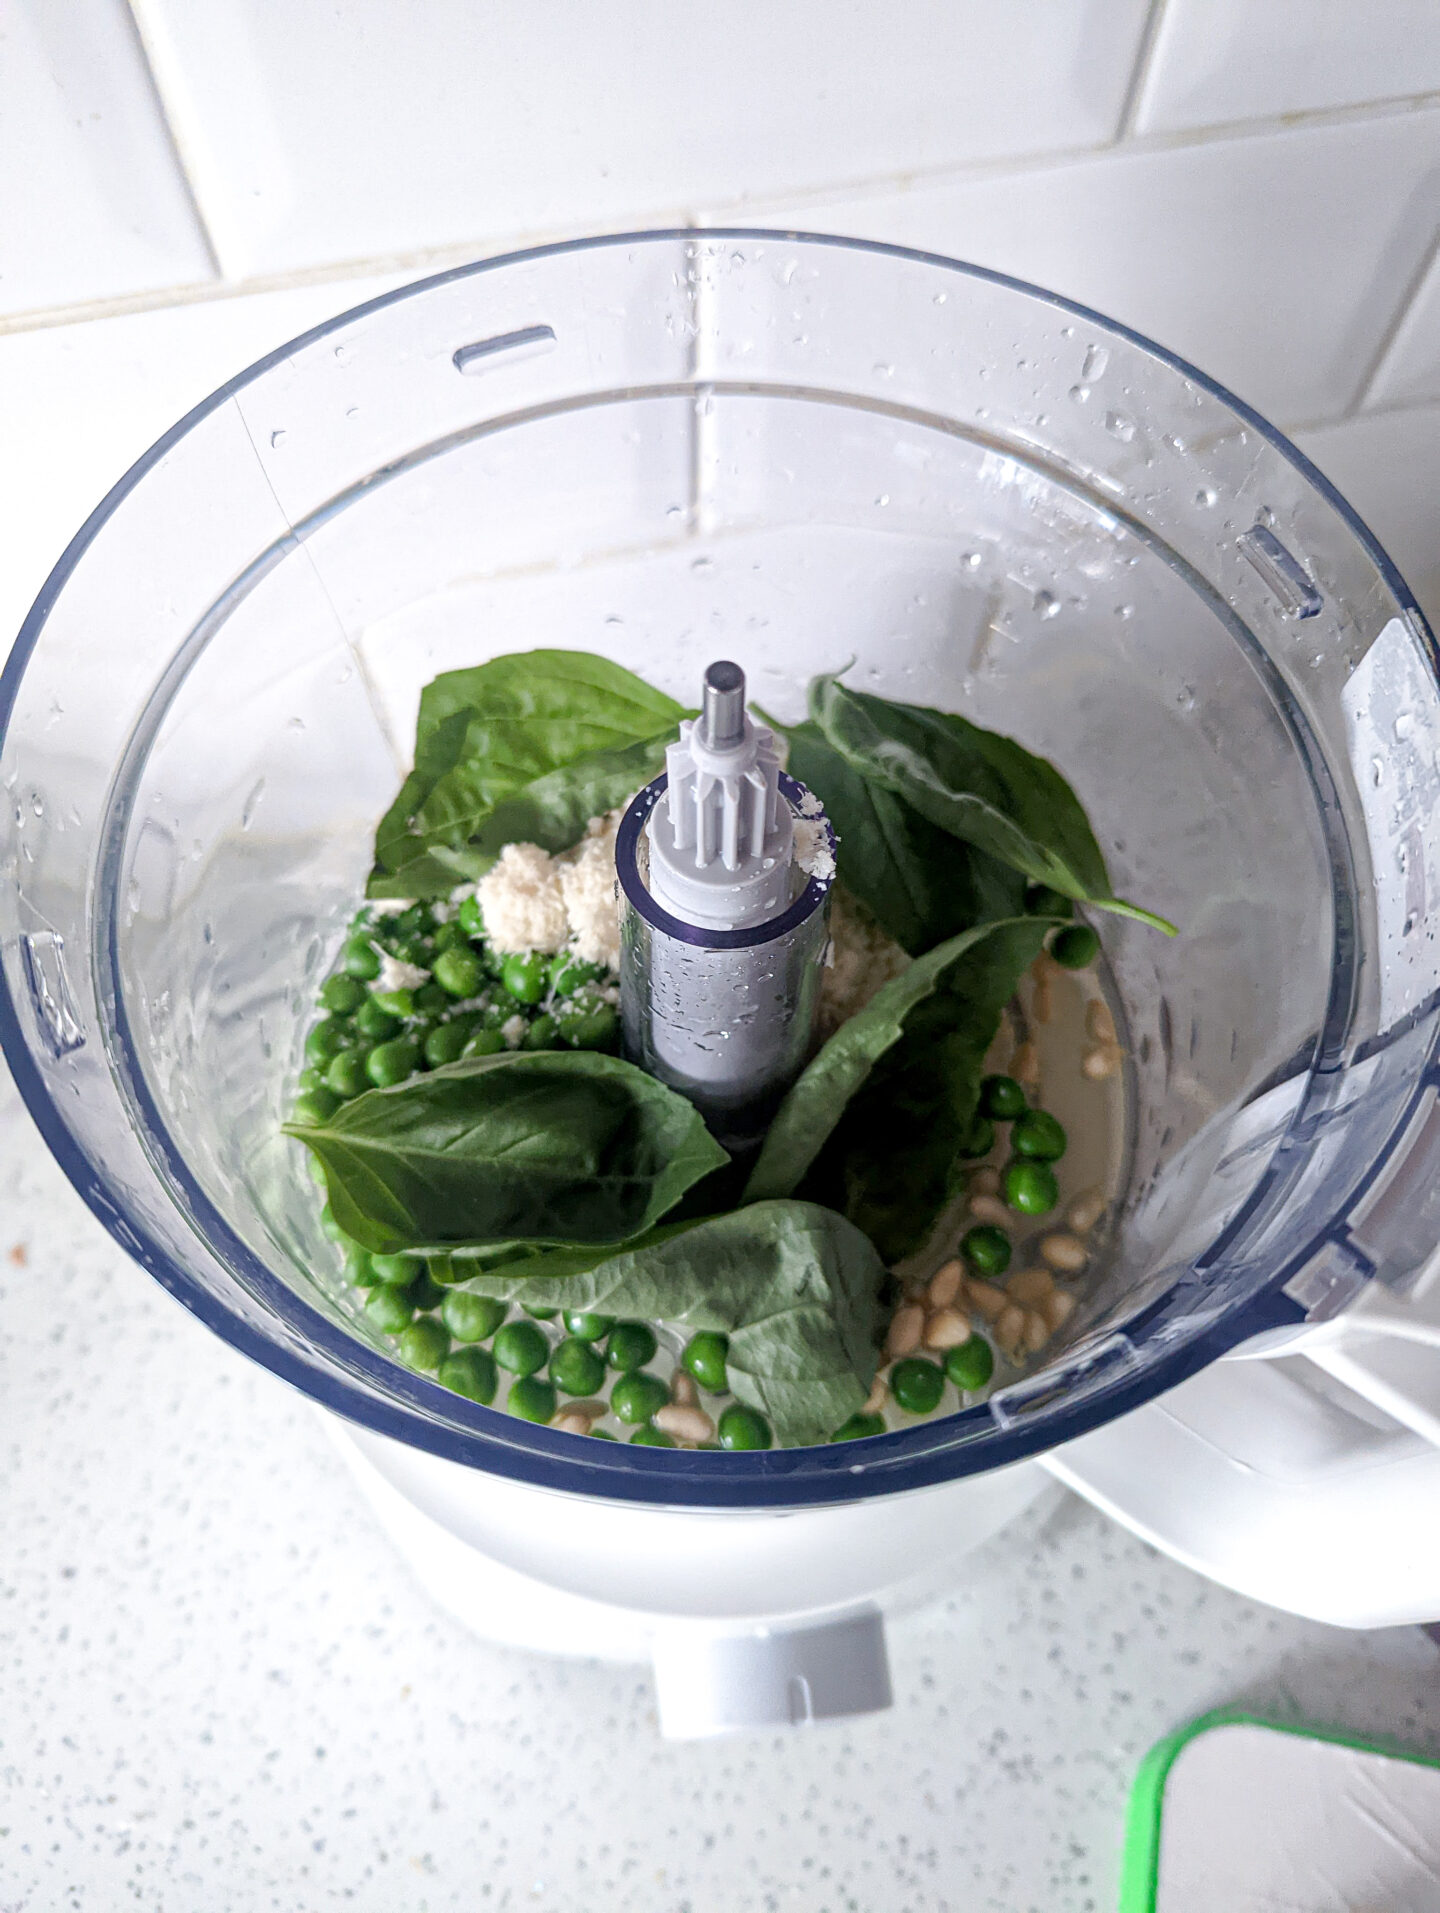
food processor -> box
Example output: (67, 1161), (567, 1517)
(6, 231), (1440, 1738)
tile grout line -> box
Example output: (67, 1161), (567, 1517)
(1349, 224), (1440, 416)
(120, 0), (225, 283)
(1114, 0), (1171, 143)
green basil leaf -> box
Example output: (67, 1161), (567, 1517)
(810, 676), (1175, 934)
(456, 1200), (887, 1447)
(785, 720), (1025, 953)
(368, 650), (685, 897)
(745, 915), (1052, 1207)
(285, 1051), (729, 1256)
(799, 915), (1052, 1263)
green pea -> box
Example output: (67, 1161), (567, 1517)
(958, 1115), (995, 1159)
(979, 1074), (1028, 1120)
(889, 1357), (945, 1415)
(440, 1291), (507, 1343)
(549, 952), (604, 997)
(319, 1205), (344, 1241)
(366, 1036), (422, 1088)
(629, 1425), (675, 1446)
(1051, 924), (1100, 970)
(395, 903), (436, 938)
(456, 895), (485, 938)
(431, 920), (469, 954)
(342, 936), (382, 980)
(291, 1088), (340, 1127)
(297, 1066), (327, 1096)
(522, 1302), (559, 1320)
(324, 1048), (371, 1099)
(606, 1321), (658, 1373)
(437, 1346), (497, 1404)
(523, 1013), (561, 1050)
(589, 1427), (618, 1440)
(398, 1317), (450, 1372)
(681, 1331), (730, 1393)
(501, 951), (548, 1005)
(392, 935), (432, 966)
(831, 1412), (886, 1442)
(371, 987), (416, 1019)
(342, 1244), (376, 1287)
(320, 973), (367, 1016)
(304, 1018), (351, 1066)
(434, 946), (486, 999)
(1002, 1158), (1060, 1216)
(370, 1252), (423, 1287)
(1024, 884), (1074, 919)
(945, 1335), (996, 1392)
(717, 1404), (773, 1451)
(564, 1310), (615, 1342)
(610, 1371), (670, 1424)
(549, 1338), (606, 1397)
(409, 1269), (447, 1311)
(478, 994), (516, 1029)
(960, 1224), (1012, 1276)
(1011, 1108), (1067, 1162)
(423, 1017), (477, 1067)
(493, 1319), (550, 1377)
(355, 997), (402, 1043)
(461, 1028), (507, 1058)
(365, 1285), (416, 1334)
(507, 1375), (557, 1424)
(557, 998), (619, 1051)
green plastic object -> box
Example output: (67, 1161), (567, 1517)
(1120, 1708), (1440, 1913)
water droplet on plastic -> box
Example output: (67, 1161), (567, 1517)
(345, 405), (360, 420)
(691, 555), (713, 573)
(334, 344), (351, 364)
(1395, 710), (1416, 740)
(1033, 589), (1060, 620)
(873, 362), (894, 379)
(1069, 383), (1091, 405)
(29, 792), (43, 818)
(1371, 757), (1385, 788)
(270, 429), (287, 448)
(875, 493), (890, 508)
(961, 551), (982, 571)
(1115, 603), (1135, 620)
(1194, 486), (1217, 508)
(933, 291), (948, 306)
(1082, 345), (1110, 380)
(1175, 685), (1195, 709)
(1105, 411), (1136, 443)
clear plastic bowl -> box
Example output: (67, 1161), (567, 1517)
(4, 230), (1439, 1506)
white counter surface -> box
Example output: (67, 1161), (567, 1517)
(2, 1058), (1439, 1913)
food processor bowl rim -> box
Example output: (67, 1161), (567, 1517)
(0, 227), (1434, 1507)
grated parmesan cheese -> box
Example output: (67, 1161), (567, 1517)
(500, 1013), (529, 1049)
(373, 947), (431, 991)
(475, 842), (571, 956)
(557, 809), (624, 968)
(793, 815), (836, 883)
(817, 885), (910, 1037)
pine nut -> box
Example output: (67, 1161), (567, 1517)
(927, 1259), (964, 1310)
(1013, 1040), (1041, 1088)
(1041, 1290), (1076, 1333)
(1086, 999), (1117, 1046)
(553, 1412), (593, 1436)
(563, 1398), (607, 1421)
(670, 1369), (699, 1408)
(863, 1374), (888, 1416)
(1021, 1310), (1050, 1353)
(654, 1404), (715, 1445)
(1066, 1188), (1107, 1233)
(994, 1304), (1027, 1354)
(1040, 1233), (1088, 1274)
(1032, 977), (1053, 1025)
(924, 1307), (973, 1350)
(969, 1166), (1001, 1197)
(1032, 951), (1063, 985)
(968, 1193), (1011, 1228)
(965, 1278), (1008, 1321)
(1006, 1266), (1055, 1306)
(885, 1304), (925, 1359)
(1082, 1044), (1122, 1080)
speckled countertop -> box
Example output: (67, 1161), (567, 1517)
(1, 1054), (1438, 1913)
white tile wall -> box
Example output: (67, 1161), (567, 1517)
(1, 0), (214, 318)
(4, 0), (1440, 650)
(127, 0), (1149, 279)
(1367, 243), (1440, 409)
(726, 107), (1440, 425)
(1137, 0), (1440, 134)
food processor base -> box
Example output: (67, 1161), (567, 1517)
(322, 1417), (1054, 1736)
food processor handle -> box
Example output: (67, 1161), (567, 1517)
(650, 1606), (892, 1739)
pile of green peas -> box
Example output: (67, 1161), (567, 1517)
(292, 894), (622, 1130)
